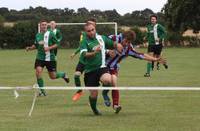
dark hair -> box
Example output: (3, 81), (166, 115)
(84, 22), (95, 29)
(39, 19), (47, 24)
(150, 14), (158, 20)
(123, 30), (136, 42)
(85, 17), (97, 23)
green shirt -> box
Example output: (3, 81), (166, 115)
(74, 31), (87, 64)
(52, 28), (62, 45)
(146, 23), (166, 45)
(34, 30), (58, 61)
(80, 34), (114, 73)
(51, 28), (62, 56)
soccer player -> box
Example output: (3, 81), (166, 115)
(71, 18), (97, 101)
(80, 23), (123, 115)
(102, 30), (166, 113)
(49, 21), (62, 56)
(26, 20), (69, 96)
(144, 14), (168, 77)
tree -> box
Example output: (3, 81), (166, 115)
(0, 15), (4, 26)
(163, 0), (200, 33)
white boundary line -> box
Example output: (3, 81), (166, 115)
(1, 86), (200, 117)
(1, 86), (200, 90)
(28, 89), (38, 117)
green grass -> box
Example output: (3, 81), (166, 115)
(0, 48), (200, 131)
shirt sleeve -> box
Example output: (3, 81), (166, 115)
(102, 35), (114, 49)
(74, 47), (80, 55)
(80, 39), (88, 57)
(158, 24), (166, 39)
(51, 32), (59, 45)
(56, 29), (62, 43)
(34, 34), (39, 49)
(128, 45), (144, 59)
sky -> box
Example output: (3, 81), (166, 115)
(0, 0), (167, 15)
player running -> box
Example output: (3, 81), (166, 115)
(71, 18), (97, 101)
(80, 22), (123, 115)
(26, 20), (69, 96)
(49, 21), (62, 56)
(144, 14), (168, 77)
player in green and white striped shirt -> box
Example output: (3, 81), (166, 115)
(71, 18), (96, 101)
(80, 22), (123, 115)
(26, 20), (69, 96)
(50, 21), (62, 56)
(144, 14), (168, 77)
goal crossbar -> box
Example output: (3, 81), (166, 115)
(38, 22), (118, 35)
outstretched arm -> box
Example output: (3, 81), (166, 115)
(26, 44), (36, 51)
(128, 48), (166, 64)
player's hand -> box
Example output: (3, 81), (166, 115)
(44, 47), (50, 52)
(93, 45), (101, 52)
(135, 45), (140, 48)
(38, 41), (45, 45)
(108, 50), (116, 58)
(157, 57), (167, 64)
(26, 46), (32, 51)
(70, 53), (76, 60)
(143, 43), (148, 48)
(155, 38), (160, 42)
(116, 43), (123, 54)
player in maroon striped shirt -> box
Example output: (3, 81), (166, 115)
(103, 30), (166, 113)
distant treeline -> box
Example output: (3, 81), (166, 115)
(0, 6), (199, 49)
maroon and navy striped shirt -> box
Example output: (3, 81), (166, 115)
(106, 34), (145, 71)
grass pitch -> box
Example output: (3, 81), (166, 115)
(0, 48), (200, 131)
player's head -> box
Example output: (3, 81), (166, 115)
(50, 21), (56, 29)
(86, 17), (97, 27)
(39, 20), (48, 32)
(150, 14), (157, 25)
(84, 23), (96, 38)
(121, 30), (136, 46)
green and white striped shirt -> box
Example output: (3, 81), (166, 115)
(34, 30), (58, 61)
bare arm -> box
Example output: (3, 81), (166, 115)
(26, 45), (36, 51)
(44, 44), (58, 52)
(84, 45), (101, 58)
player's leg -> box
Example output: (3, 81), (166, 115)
(144, 45), (154, 77)
(84, 70), (101, 115)
(100, 68), (112, 107)
(152, 61), (154, 70)
(155, 44), (168, 69)
(35, 60), (46, 96)
(72, 62), (85, 101)
(110, 74), (122, 114)
(47, 61), (69, 83)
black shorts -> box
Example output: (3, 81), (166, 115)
(148, 44), (163, 55)
(34, 59), (57, 72)
(75, 62), (85, 73)
(84, 67), (109, 87)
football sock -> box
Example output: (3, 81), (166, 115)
(147, 63), (152, 74)
(152, 61), (154, 70)
(89, 96), (98, 114)
(74, 75), (81, 86)
(112, 90), (119, 106)
(37, 78), (45, 95)
(56, 72), (65, 78)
